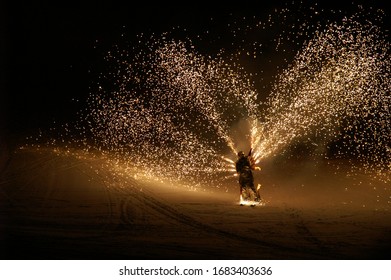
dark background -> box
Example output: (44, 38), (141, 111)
(1, 1), (268, 141)
(1, 1), (390, 148)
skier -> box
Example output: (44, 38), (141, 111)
(235, 148), (261, 205)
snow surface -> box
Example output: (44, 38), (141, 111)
(1, 148), (390, 259)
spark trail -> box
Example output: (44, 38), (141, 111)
(82, 39), (259, 187)
(31, 4), (390, 188)
(251, 15), (390, 180)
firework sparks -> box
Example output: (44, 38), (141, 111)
(29, 4), (390, 189)
(251, 13), (390, 181)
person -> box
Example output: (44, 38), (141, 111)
(235, 148), (261, 204)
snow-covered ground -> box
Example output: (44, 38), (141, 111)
(1, 147), (390, 259)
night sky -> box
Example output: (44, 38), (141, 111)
(1, 1), (252, 139)
(1, 1), (390, 146)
